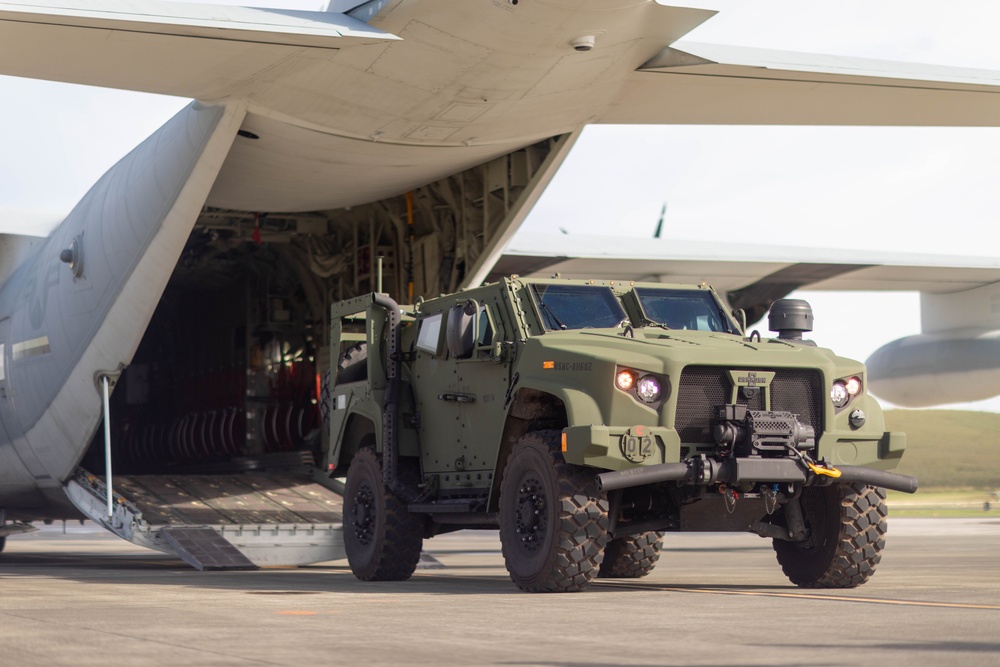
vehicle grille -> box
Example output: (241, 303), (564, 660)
(675, 366), (823, 444)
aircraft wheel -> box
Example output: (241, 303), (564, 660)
(773, 482), (887, 588)
(343, 447), (423, 581)
(498, 430), (610, 593)
(599, 530), (663, 578)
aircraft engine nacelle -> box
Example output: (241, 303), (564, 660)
(866, 329), (1000, 407)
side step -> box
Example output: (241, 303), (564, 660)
(65, 469), (345, 567)
(162, 527), (258, 571)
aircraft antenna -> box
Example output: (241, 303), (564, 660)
(654, 202), (667, 239)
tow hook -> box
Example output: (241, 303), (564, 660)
(806, 459), (842, 478)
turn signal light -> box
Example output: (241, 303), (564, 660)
(615, 369), (636, 391)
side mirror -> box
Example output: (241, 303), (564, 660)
(446, 300), (477, 359)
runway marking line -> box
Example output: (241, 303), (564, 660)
(596, 583), (1000, 610)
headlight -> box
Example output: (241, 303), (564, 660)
(831, 381), (850, 408)
(831, 374), (863, 410)
(614, 366), (669, 404)
(636, 375), (662, 403)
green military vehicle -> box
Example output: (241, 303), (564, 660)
(323, 277), (916, 592)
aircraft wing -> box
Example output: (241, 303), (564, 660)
(493, 232), (1000, 322)
(0, 1), (396, 99)
(5, 3), (1000, 127)
(601, 41), (1000, 126)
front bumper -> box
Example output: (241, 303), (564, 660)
(562, 423), (914, 494)
(594, 456), (918, 494)
(562, 423), (906, 470)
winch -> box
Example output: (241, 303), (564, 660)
(712, 404), (815, 458)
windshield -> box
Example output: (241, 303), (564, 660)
(530, 284), (627, 331)
(635, 288), (734, 333)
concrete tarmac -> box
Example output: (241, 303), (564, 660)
(1, 518), (998, 666)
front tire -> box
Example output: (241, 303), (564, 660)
(773, 482), (887, 588)
(499, 430), (610, 593)
(343, 447), (423, 581)
(599, 531), (663, 578)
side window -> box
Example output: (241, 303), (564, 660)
(476, 305), (494, 347)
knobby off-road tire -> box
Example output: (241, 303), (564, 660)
(343, 447), (423, 581)
(499, 430), (611, 593)
(773, 482), (887, 588)
(599, 531), (664, 578)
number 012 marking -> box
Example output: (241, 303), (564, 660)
(621, 434), (654, 462)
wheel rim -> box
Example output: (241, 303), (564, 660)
(514, 474), (547, 553)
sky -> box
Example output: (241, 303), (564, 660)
(1, 0), (999, 411)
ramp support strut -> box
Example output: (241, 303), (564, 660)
(101, 375), (113, 518)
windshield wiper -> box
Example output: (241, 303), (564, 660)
(537, 298), (568, 330)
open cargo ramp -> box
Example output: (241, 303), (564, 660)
(66, 470), (344, 568)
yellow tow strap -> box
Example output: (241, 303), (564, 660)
(807, 461), (842, 478)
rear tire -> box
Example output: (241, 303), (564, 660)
(599, 531), (663, 578)
(343, 447), (423, 581)
(499, 430), (610, 593)
(0, 536), (6, 553)
(773, 482), (887, 588)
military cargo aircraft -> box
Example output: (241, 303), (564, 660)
(2, 0), (1000, 567)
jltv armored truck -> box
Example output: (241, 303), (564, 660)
(324, 277), (916, 592)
